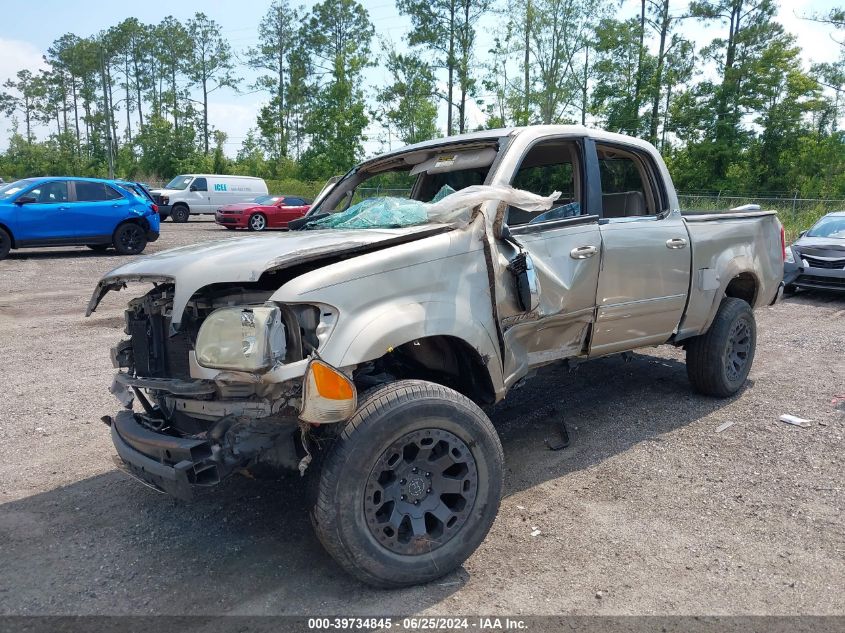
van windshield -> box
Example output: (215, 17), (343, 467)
(165, 176), (193, 190)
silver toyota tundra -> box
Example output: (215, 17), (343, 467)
(87, 125), (785, 587)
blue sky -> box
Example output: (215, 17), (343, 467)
(0, 0), (842, 156)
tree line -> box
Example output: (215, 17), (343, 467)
(1, 0), (844, 199)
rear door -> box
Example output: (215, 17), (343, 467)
(588, 142), (691, 356)
(494, 136), (603, 388)
(69, 181), (132, 239)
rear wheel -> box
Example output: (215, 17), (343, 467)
(310, 380), (504, 588)
(170, 204), (190, 223)
(248, 213), (267, 231)
(0, 228), (11, 260)
(686, 297), (756, 397)
(113, 223), (148, 255)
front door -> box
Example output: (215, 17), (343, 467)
(14, 180), (72, 243)
(588, 143), (691, 356)
(494, 137), (603, 388)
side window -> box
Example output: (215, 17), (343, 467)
(192, 177), (208, 192)
(507, 139), (582, 226)
(596, 146), (661, 218)
(28, 181), (69, 203)
(286, 197), (304, 206)
(74, 181), (116, 202)
(102, 185), (124, 200)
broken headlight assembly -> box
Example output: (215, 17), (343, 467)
(195, 305), (286, 372)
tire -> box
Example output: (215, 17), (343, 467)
(87, 244), (110, 252)
(248, 213), (267, 231)
(0, 227), (11, 260)
(112, 223), (148, 256)
(783, 283), (797, 296)
(686, 297), (756, 397)
(310, 380), (504, 588)
(170, 204), (190, 223)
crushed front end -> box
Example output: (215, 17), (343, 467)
(104, 282), (355, 500)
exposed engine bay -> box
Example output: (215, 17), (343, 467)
(109, 283), (319, 483)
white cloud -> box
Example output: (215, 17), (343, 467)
(206, 98), (261, 155)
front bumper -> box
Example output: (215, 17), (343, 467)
(785, 263), (845, 292)
(215, 212), (247, 228)
(157, 204), (171, 220)
(147, 230), (160, 243)
(110, 410), (223, 500)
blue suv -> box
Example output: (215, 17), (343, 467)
(0, 177), (160, 260)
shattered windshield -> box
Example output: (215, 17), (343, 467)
(807, 216), (845, 239)
(303, 143), (502, 230)
(0, 179), (35, 200)
(165, 176), (193, 190)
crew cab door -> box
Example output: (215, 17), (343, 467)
(494, 137), (603, 388)
(588, 142), (691, 356)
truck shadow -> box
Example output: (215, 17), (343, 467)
(0, 352), (734, 614)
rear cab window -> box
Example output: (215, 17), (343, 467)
(595, 145), (666, 220)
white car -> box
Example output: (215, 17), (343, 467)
(151, 175), (268, 223)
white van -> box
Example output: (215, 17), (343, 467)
(151, 175), (269, 223)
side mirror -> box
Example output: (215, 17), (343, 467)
(508, 251), (540, 312)
(799, 230), (807, 238)
(15, 195), (36, 205)
(189, 185), (198, 192)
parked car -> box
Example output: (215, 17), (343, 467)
(783, 211), (845, 293)
(150, 174), (268, 223)
(0, 177), (160, 260)
(215, 195), (311, 231)
(87, 125), (784, 588)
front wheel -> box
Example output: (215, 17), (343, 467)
(248, 213), (267, 231)
(310, 380), (504, 588)
(113, 223), (148, 255)
(0, 228), (11, 260)
(686, 297), (756, 397)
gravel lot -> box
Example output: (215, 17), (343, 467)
(0, 218), (843, 616)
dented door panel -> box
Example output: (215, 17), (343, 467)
(496, 219), (602, 388)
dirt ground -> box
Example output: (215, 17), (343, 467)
(0, 218), (843, 616)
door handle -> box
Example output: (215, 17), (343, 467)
(570, 245), (598, 259)
(666, 237), (687, 249)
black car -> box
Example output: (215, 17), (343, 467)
(784, 211), (845, 293)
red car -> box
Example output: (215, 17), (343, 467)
(215, 195), (311, 231)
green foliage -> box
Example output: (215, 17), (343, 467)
(375, 47), (440, 145)
(1, 0), (845, 206)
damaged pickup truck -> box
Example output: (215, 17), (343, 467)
(87, 125), (785, 588)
